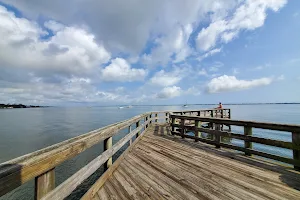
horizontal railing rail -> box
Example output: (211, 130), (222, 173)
(170, 113), (300, 170)
(171, 108), (231, 119)
(0, 111), (168, 199)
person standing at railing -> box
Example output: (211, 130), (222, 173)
(217, 102), (223, 109)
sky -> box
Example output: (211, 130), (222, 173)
(0, 0), (299, 106)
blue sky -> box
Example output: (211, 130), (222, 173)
(0, 0), (299, 105)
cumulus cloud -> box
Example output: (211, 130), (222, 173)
(199, 68), (208, 76)
(149, 67), (190, 87)
(277, 75), (285, 81)
(101, 58), (147, 82)
(198, 48), (222, 61)
(196, 0), (287, 51)
(0, 1), (289, 104)
(156, 86), (181, 99)
(206, 75), (272, 93)
(0, 6), (111, 77)
(0, 78), (120, 104)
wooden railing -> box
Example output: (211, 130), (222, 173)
(172, 108), (231, 119)
(170, 113), (300, 170)
(0, 111), (168, 200)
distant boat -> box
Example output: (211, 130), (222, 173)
(118, 106), (124, 109)
(183, 101), (188, 108)
(126, 105), (133, 108)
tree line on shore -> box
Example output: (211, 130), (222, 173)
(0, 104), (43, 108)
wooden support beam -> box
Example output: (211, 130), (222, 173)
(292, 132), (300, 171)
(171, 117), (175, 135)
(180, 119), (185, 138)
(194, 120), (201, 142)
(128, 125), (132, 146)
(215, 124), (221, 148)
(136, 121), (140, 138)
(104, 137), (112, 169)
(34, 168), (55, 200)
(244, 126), (252, 156)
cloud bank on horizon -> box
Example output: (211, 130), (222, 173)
(0, 0), (299, 105)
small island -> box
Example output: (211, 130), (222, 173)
(0, 104), (44, 109)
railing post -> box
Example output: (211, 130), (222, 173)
(34, 168), (55, 200)
(210, 110), (213, 117)
(180, 119), (185, 138)
(194, 120), (201, 142)
(136, 121), (140, 138)
(155, 113), (158, 123)
(145, 116), (148, 129)
(292, 132), (300, 170)
(244, 126), (252, 156)
(171, 116), (175, 135)
(197, 111), (200, 116)
(149, 114), (152, 125)
(228, 109), (231, 119)
(104, 137), (113, 169)
(221, 109), (224, 118)
(215, 124), (221, 148)
(165, 113), (168, 123)
(129, 125), (132, 145)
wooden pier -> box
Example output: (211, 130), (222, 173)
(1, 109), (300, 200)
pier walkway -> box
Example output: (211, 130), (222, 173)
(1, 109), (300, 200)
(87, 124), (300, 200)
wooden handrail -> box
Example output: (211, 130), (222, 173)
(170, 114), (300, 132)
(170, 113), (300, 170)
(42, 118), (152, 200)
(0, 111), (164, 199)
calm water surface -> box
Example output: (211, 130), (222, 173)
(0, 105), (299, 199)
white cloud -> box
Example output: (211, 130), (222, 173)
(196, 0), (287, 51)
(199, 68), (208, 76)
(0, 1), (290, 104)
(149, 66), (190, 87)
(142, 24), (193, 67)
(156, 86), (181, 99)
(233, 68), (239, 75)
(0, 6), (111, 77)
(198, 48), (222, 61)
(250, 63), (271, 71)
(206, 75), (272, 93)
(0, 78), (121, 104)
(101, 58), (147, 82)
(209, 61), (224, 72)
(185, 86), (201, 96)
(277, 75), (285, 81)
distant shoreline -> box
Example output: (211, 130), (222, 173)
(0, 104), (47, 109)
(114, 103), (300, 107)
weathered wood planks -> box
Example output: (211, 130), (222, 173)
(41, 119), (151, 200)
(92, 125), (300, 200)
(170, 113), (300, 168)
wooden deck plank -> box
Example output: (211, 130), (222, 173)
(87, 124), (300, 200)
(140, 136), (300, 196)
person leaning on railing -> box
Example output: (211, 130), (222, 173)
(218, 102), (223, 109)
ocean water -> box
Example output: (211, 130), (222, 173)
(0, 104), (299, 199)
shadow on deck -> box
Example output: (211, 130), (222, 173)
(90, 124), (300, 199)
